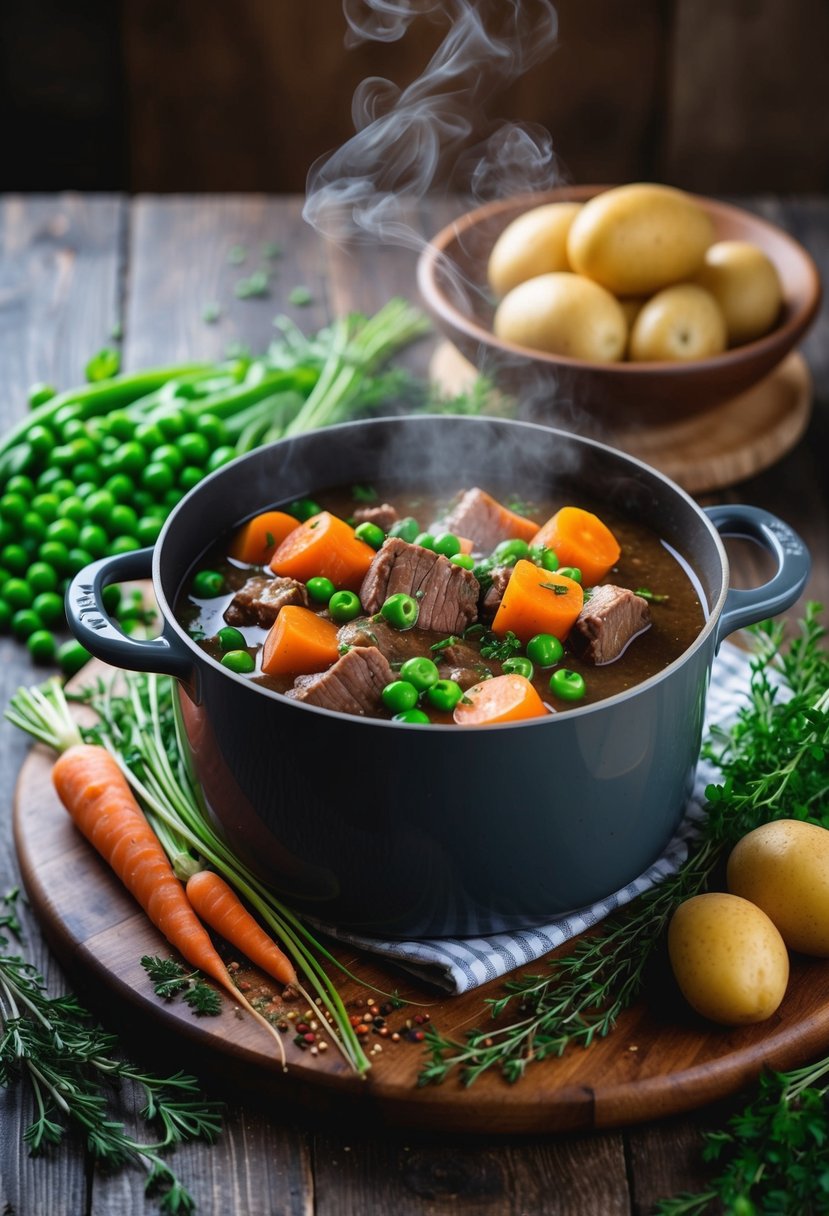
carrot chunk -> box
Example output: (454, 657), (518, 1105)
(269, 511), (375, 591)
(491, 559), (584, 643)
(261, 604), (340, 677)
(530, 506), (621, 587)
(453, 674), (548, 725)
(229, 510), (300, 566)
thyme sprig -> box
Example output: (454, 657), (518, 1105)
(421, 603), (829, 1087)
(0, 891), (223, 1214)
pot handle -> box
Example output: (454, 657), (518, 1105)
(706, 505), (811, 648)
(65, 548), (194, 684)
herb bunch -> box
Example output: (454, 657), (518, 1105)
(0, 890), (223, 1214)
(421, 603), (829, 1087)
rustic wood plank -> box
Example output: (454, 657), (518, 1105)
(0, 192), (125, 1216)
(312, 1131), (631, 1215)
(666, 0), (829, 192)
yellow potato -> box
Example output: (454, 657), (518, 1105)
(493, 272), (627, 363)
(668, 892), (789, 1026)
(487, 202), (582, 297)
(695, 240), (783, 345)
(727, 820), (829, 956)
(629, 284), (727, 361)
(567, 183), (715, 296)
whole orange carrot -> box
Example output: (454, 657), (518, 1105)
(186, 870), (297, 987)
(52, 743), (287, 1066)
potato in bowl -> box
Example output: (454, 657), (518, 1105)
(417, 184), (821, 424)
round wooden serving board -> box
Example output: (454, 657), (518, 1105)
(14, 680), (829, 1135)
(431, 345), (813, 495)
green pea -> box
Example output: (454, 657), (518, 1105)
(193, 414), (228, 446)
(493, 538), (530, 565)
(12, 608), (42, 640)
(0, 599), (11, 631)
(178, 466), (203, 492)
(27, 425), (56, 460)
(57, 638), (91, 676)
(109, 441), (144, 475)
(549, 668), (586, 701)
(108, 536), (140, 556)
(51, 478), (76, 501)
(399, 656), (440, 691)
(4, 578), (33, 610)
(287, 498), (321, 522)
(36, 467), (64, 491)
(103, 473), (135, 502)
(38, 540), (71, 574)
(31, 492), (60, 522)
(381, 680), (419, 714)
(109, 503), (138, 535)
(28, 382), (56, 408)
(220, 649), (255, 674)
(328, 590), (362, 623)
(306, 576), (335, 604)
(157, 411), (187, 440)
(163, 488), (182, 509)
(78, 524), (109, 557)
(27, 629), (57, 664)
(388, 517), (420, 543)
(105, 411), (135, 441)
(27, 561), (58, 594)
(86, 489), (117, 522)
(66, 547), (94, 574)
(102, 584), (121, 614)
(207, 446), (237, 472)
(354, 521), (385, 550)
(50, 443), (77, 470)
(380, 592), (419, 630)
(72, 461), (100, 486)
(193, 569), (225, 598)
(141, 462), (175, 494)
(57, 495), (87, 523)
(217, 626), (246, 651)
(133, 423), (164, 451)
(558, 566), (582, 584)
(529, 545), (559, 571)
(151, 443), (184, 472)
(426, 678), (464, 713)
(177, 432), (210, 465)
(432, 531), (461, 558)
(21, 513), (46, 544)
(6, 475), (35, 498)
(32, 591), (64, 627)
(526, 633), (564, 668)
(0, 493), (27, 524)
(1, 544), (29, 575)
(136, 516), (163, 546)
(53, 403), (82, 429)
(66, 436), (97, 464)
(449, 553), (475, 570)
(503, 656), (535, 680)
(46, 517), (80, 548)
(392, 708), (430, 724)
(414, 532), (435, 550)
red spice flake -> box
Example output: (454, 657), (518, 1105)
(408, 1029), (425, 1043)
(296, 1022), (310, 1034)
(237, 980), (251, 992)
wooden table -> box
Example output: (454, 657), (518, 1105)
(1, 193), (827, 1215)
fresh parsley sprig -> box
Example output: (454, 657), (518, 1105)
(421, 603), (829, 1088)
(0, 891), (224, 1213)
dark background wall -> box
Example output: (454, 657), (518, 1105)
(1, 0), (827, 195)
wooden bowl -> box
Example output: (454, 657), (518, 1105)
(417, 186), (822, 428)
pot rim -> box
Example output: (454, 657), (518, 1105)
(152, 414), (729, 730)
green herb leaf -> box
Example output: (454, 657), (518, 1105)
(635, 587), (670, 603)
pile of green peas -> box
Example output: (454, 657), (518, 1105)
(0, 400), (235, 670)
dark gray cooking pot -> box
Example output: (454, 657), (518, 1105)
(66, 416), (810, 937)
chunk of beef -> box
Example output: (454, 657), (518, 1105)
(337, 617), (435, 667)
(479, 565), (512, 621)
(359, 537), (479, 634)
(286, 646), (394, 715)
(439, 487), (534, 555)
(353, 502), (399, 531)
(224, 575), (309, 627)
(437, 640), (494, 690)
(569, 585), (651, 665)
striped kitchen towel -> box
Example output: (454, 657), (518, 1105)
(323, 641), (756, 993)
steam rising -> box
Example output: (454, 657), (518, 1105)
(303, 0), (560, 248)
